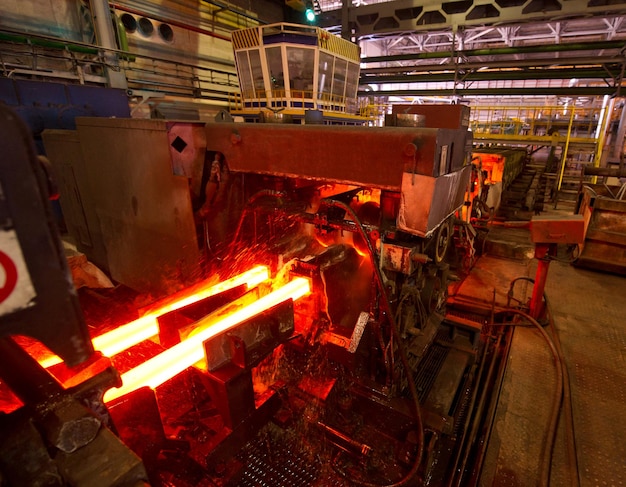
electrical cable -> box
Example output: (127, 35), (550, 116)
(508, 275), (580, 485)
(437, 274), (579, 485)
(324, 199), (425, 487)
(545, 296), (581, 487)
(491, 308), (563, 487)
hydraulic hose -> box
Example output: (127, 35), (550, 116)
(324, 199), (425, 487)
(507, 276), (580, 487)
(545, 296), (581, 487)
(493, 308), (563, 487)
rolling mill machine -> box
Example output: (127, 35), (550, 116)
(0, 22), (514, 487)
(0, 105), (512, 486)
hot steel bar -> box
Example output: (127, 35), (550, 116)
(103, 277), (310, 403)
(39, 266), (270, 368)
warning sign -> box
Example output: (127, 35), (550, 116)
(0, 229), (36, 315)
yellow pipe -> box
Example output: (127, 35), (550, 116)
(591, 97), (614, 184)
(556, 106), (576, 193)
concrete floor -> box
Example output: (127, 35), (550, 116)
(453, 220), (626, 486)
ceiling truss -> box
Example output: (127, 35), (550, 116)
(316, 1), (626, 102)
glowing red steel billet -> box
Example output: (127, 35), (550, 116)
(103, 277), (310, 403)
(39, 266), (270, 369)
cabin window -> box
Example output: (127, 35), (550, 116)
(332, 58), (347, 101)
(248, 49), (265, 98)
(236, 51), (254, 98)
(318, 52), (334, 97)
(266, 47), (285, 94)
(345, 62), (360, 100)
(287, 47), (314, 95)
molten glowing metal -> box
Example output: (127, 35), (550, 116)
(103, 277), (310, 403)
(39, 266), (270, 368)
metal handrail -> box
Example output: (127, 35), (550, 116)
(0, 28), (240, 101)
(230, 88), (354, 113)
(469, 104), (603, 138)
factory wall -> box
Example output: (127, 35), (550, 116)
(1, 0), (91, 41)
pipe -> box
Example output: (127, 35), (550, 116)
(113, 13), (135, 62)
(317, 421), (373, 457)
(358, 86), (622, 97)
(453, 328), (505, 487)
(0, 30), (98, 54)
(361, 56), (625, 75)
(115, 0), (261, 28)
(556, 106), (577, 195)
(529, 246), (551, 319)
(507, 277), (580, 486)
(448, 287), (498, 486)
(361, 67), (620, 84)
(361, 40), (626, 64)
(197, 0), (262, 24)
(467, 295), (515, 486)
(583, 166), (626, 177)
(592, 95), (613, 182)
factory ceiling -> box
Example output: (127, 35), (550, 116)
(313, 0), (626, 103)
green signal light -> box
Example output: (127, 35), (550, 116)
(305, 8), (316, 22)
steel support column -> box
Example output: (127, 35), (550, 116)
(91, 0), (128, 89)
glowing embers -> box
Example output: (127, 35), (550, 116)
(39, 266), (270, 368)
(103, 277), (310, 403)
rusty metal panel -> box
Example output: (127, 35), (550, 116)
(42, 130), (109, 271)
(204, 123), (463, 190)
(398, 165), (472, 237)
(166, 121), (206, 187)
(530, 215), (585, 244)
(575, 185), (626, 274)
(381, 241), (417, 275)
(69, 117), (201, 295)
(391, 104), (470, 129)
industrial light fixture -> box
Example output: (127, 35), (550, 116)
(286, 0), (317, 22)
(305, 0), (316, 23)
(305, 6), (316, 22)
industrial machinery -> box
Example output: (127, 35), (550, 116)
(0, 104), (149, 487)
(575, 180), (626, 275)
(1, 23), (512, 487)
(469, 148), (527, 218)
(1, 108), (513, 486)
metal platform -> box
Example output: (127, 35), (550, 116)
(454, 218), (626, 486)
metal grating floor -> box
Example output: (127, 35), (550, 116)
(545, 261), (626, 487)
(457, 246), (626, 486)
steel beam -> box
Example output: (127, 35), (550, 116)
(361, 40), (626, 64)
(318, 0), (626, 38)
(359, 86), (621, 97)
(362, 68), (620, 84)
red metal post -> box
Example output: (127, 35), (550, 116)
(529, 243), (553, 320)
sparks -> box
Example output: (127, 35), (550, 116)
(39, 266), (270, 368)
(103, 277), (310, 403)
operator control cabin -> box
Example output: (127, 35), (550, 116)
(230, 22), (366, 124)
